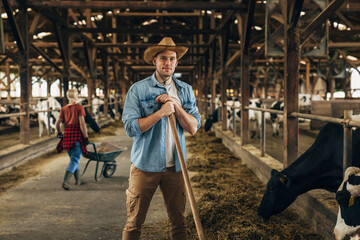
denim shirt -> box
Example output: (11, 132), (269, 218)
(122, 73), (201, 173)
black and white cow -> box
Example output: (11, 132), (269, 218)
(269, 100), (284, 136)
(249, 98), (272, 138)
(0, 104), (9, 125)
(204, 97), (240, 132)
(38, 97), (100, 137)
(0, 104), (21, 126)
(37, 97), (62, 137)
(268, 94), (325, 136)
(258, 122), (360, 219)
(204, 98), (272, 138)
(334, 167), (360, 240)
(81, 97), (117, 120)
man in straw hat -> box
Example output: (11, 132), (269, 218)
(121, 37), (201, 239)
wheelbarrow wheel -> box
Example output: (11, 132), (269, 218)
(103, 163), (116, 178)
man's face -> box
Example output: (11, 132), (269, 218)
(153, 50), (178, 79)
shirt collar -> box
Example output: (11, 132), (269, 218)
(150, 72), (185, 89)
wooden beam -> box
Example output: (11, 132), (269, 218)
(54, 23), (69, 67)
(300, 0), (345, 45)
(289, 0), (304, 29)
(2, 0), (25, 56)
(5, 41), (83, 48)
(338, 2), (360, 11)
(31, 43), (64, 74)
(250, 25), (283, 63)
(95, 42), (209, 48)
(242, 0), (256, 51)
(29, 14), (40, 36)
(329, 42), (360, 48)
(213, 50), (241, 79)
(64, 27), (219, 35)
(70, 60), (89, 81)
(6, 49), (22, 65)
(32, 1), (246, 10)
(0, 56), (9, 66)
(336, 49), (360, 75)
(208, 10), (235, 46)
(110, 12), (202, 17)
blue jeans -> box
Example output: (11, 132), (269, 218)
(66, 141), (82, 173)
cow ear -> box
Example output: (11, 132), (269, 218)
(271, 169), (279, 176)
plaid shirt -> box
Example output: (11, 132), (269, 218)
(57, 124), (87, 156)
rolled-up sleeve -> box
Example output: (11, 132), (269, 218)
(122, 88), (142, 137)
(183, 86), (201, 129)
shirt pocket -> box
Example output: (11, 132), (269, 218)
(141, 99), (160, 117)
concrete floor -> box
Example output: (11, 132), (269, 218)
(0, 127), (178, 240)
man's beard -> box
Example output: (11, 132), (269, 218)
(156, 67), (172, 79)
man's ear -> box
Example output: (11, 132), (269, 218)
(152, 58), (156, 65)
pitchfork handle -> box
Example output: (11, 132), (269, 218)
(168, 113), (206, 240)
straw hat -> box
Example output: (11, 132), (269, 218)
(143, 37), (188, 64)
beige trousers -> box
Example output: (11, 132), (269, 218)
(122, 164), (187, 240)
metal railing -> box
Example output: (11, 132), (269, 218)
(197, 97), (360, 173)
(0, 98), (123, 137)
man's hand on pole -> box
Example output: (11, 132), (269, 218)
(156, 94), (175, 117)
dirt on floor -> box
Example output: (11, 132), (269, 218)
(0, 120), (124, 195)
(143, 129), (324, 240)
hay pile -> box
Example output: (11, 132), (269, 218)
(184, 129), (324, 240)
(89, 120), (124, 138)
(142, 129), (324, 239)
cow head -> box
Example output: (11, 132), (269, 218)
(204, 108), (219, 132)
(204, 116), (215, 132)
(258, 169), (296, 219)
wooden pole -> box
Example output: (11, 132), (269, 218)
(18, 7), (30, 144)
(305, 61), (310, 94)
(168, 114), (206, 240)
(343, 110), (352, 174)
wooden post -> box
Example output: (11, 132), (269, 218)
(261, 105), (266, 157)
(343, 110), (352, 173)
(240, 0), (256, 146)
(5, 61), (10, 100)
(221, 24), (230, 131)
(330, 78), (335, 100)
(19, 8), (30, 144)
(283, 0), (300, 167)
(46, 75), (51, 97)
(305, 60), (310, 94)
(102, 51), (109, 117)
(240, 53), (250, 146)
(210, 42), (216, 114)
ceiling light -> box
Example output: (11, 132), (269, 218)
(347, 55), (358, 61)
(254, 26), (262, 31)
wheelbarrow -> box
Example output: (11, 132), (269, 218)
(82, 142), (127, 181)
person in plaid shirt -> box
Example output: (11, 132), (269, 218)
(55, 88), (89, 190)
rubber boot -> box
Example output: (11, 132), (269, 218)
(62, 171), (73, 190)
(74, 169), (81, 185)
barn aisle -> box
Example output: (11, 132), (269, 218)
(0, 123), (180, 240)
